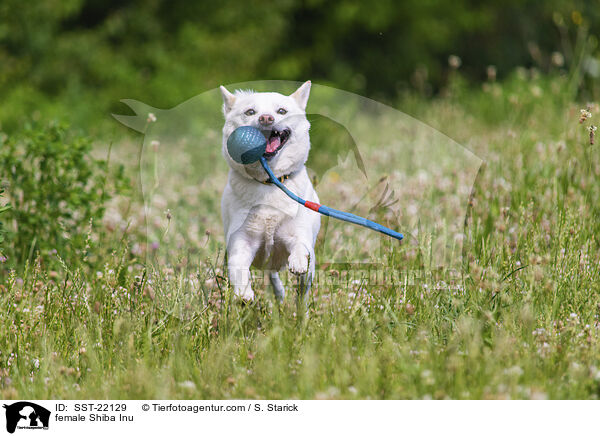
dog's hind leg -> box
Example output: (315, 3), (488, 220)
(295, 250), (314, 315)
(269, 271), (285, 302)
(295, 273), (312, 316)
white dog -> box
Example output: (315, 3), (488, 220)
(220, 81), (320, 302)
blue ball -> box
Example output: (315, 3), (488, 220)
(226, 126), (267, 164)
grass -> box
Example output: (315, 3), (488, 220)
(1, 72), (600, 399)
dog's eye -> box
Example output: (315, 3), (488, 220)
(244, 109), (256, 116)
(277, 108), (287, 115)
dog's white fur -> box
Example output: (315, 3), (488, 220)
(220, 81), (320, 301)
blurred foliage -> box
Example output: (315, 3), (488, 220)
(0, 123), (129, 265)
(0, 0), (599, 132)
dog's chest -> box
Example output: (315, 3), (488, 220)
(244, 204), (291, 242)
(244, 206), (291, 266)
(225, 171), (309, 266)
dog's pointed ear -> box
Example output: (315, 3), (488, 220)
(290, 80), (311, 111)
(220, 86), (236, 115)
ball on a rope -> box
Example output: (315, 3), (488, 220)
(226, 126), (266, 164)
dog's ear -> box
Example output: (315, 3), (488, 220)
(290, 80), (311, 111)
(220, 86), (236, 115)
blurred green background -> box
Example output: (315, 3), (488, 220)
(1, 0), (599, 133)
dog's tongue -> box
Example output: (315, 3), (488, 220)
(266, 135), (281, 154)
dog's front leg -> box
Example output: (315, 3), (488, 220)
(227, 233), (259, 301)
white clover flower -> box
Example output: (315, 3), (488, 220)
(551, 52), (564, 67)
(504, 366), (524, 376)
(178, 380), (196, 390)
(448, 55), (462, 69)
(579, 109), (592, 124)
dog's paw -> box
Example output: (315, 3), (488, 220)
(288, 250), (309, 276)
(234, 287), (255, 302)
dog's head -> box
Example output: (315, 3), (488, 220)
(220, 81), (311, 180)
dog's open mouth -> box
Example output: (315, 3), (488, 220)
(262, 128), (291, 158)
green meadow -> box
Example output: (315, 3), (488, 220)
(2, 70), (600, 399)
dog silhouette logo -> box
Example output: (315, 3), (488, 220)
(2, 402), (50, 433)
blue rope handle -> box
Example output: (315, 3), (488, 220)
(260, 157), (403, 241)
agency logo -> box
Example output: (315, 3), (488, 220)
(2, 402), (50, 434)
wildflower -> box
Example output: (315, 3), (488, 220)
(151, 140), (160, 151)
(166, 209), (172, 221)
(531, 390), (548, 400)
(178, 380), (196, 390)
(486, 65), (497, 82)
(130, 243), (143, 256)
(551, 52), (564, 67)
(147, 113), (157, 123)
(0, 255), (7, 263)
(504, 365), (524, 376)
(579, 109), (592, 124)
(588, 125), (597, 145)
(448, 55), (462, 69)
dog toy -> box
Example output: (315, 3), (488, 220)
(227, 126), (403, 241)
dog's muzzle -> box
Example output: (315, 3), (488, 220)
(262, 128), (291, 158)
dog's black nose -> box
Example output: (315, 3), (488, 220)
(258, 114), (274, 126)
